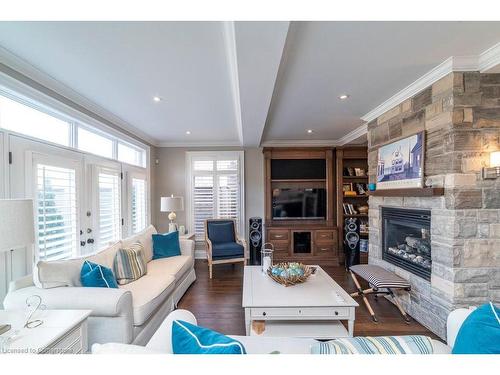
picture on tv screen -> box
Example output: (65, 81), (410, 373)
(272, 188), (326, 219)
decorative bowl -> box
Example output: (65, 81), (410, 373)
(267, 262), (312, 287)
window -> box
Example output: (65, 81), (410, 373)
(187, 152), (244, 240)
(0, 95), (70, 146)
(97, 170), (121, 247)
(77, 127), (113, 159)
(118, 142), (145, 167)
(0, 92), (148, 167)
(36, 163), (79, 260)
(131, 178), (147, 233)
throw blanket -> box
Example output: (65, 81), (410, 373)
(311, 335), (434, 354)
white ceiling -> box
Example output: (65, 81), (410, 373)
(0, 21), (500, 147)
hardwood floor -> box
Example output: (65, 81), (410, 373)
(178, 260), (439, 339)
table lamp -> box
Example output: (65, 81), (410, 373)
(0, 199), (35, 335)
(160, 195), (184, 232)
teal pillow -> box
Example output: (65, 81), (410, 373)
(152, 231), (181, 260)
(172, 320), (246, 354)
(80, 260), (118, 288)
(452, 302), (500, 354)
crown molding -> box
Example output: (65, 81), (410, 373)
(361, 56), (480, 123)
(157, 140), (242, 148)
(260, 139), (339, 147)
(337, 123), (368, 145)
(478, 42), (500, 72)
(0, 46), (158, 146)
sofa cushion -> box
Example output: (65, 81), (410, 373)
(207, 221), (235, 244)
(114, 242), (147, 285)
(152, 231), (181, 260)
(452, 302), (500, 354)
(147, 255), (194, 281)
(122, 225), (157, 263)
(212, 242), (244, 260)
(34, 241), (122, 288)
(311, 335), (434, 354)
(120, 272), (176, 326)
(80, 261), (118, 289)
(172, 320), (246, 354)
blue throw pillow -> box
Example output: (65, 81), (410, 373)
(80, 260), (118, 288)
(152, 231), (181, 260)
(172, 320), (246, 354)
(452, 302), (500, 354)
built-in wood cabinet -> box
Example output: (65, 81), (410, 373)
(263, 148), (339, 265)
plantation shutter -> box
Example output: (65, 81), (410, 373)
(131, 177), (147, 234)
(36, 163), (78, 260)
(193, 175), (214, 239)
(97, 170), (121, 247)
(216, 161), (239, 228)
(189, 153), (243, 241)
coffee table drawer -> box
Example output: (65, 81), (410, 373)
(251, 307), (350, 319)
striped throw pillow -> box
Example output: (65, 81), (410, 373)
(113, 242), (147, 285)
(311, 335), (434, 354)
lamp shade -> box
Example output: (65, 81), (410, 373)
(161, 196), (184, 212)
(0, 199), (35, 252)
(490, 151), (500, 168)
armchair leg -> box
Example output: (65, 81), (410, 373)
(208, 260), (213, 279)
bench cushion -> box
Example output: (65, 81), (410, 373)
(350, 265), (410, 289)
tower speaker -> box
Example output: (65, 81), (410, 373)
(344, 217), (360, 269)
(249, 217), (263, 265)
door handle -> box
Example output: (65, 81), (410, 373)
(80, 241), (86, 247)
(87, 238), (94, 244)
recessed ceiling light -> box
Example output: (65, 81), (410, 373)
(186, 131), (191, 135)
(338, 94), (350, 100)
(153, 96), (162, 102)
(307, 129), (313, 134)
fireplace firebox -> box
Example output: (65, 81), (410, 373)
(381, 207), (431, 281)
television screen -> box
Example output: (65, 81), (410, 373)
(272, 188), (326, 219)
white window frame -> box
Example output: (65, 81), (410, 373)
(123, 165), (149, 236)
(185, 151), (245, 240)
(26, 151), (83, 262)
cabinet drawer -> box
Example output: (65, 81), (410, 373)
(251, 307), (350, 319)
(315, 244), (335, 255)
(315, 230), (336, 243)
(270, 240), (289, 255)
(43, 324), (82, 354)
(268, 230), (289, 241)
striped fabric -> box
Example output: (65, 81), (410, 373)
(113, 242), (147, 285)
(311, 335), (434, 354)
(350, 265), (411, 289)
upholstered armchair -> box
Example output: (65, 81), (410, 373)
(204, 219), (247, 279)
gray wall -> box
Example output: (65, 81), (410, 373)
(152, 147), (264, 239)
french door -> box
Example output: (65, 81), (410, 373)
(9, 134), (125, 261)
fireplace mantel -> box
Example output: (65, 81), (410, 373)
(368, 187), (444, 197)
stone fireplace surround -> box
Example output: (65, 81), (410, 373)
(367, 72), (500, 339)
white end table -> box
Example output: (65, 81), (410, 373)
(0, 309), (91, 354)
(242, 266), (358, 339)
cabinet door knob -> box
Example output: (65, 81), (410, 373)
(334, 311), (339, 316)
(262, 312), (266, 316)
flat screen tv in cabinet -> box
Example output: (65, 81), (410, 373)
(263, 147), (339, 266)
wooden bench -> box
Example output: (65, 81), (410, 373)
(349, 264), (411, 323)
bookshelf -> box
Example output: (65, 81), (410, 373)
(336, 147), (369, 265)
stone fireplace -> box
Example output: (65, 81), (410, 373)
(367, 72), (500, 339)
(382, 207), (431, 281)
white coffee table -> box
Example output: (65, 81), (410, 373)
(242, 266), (358, 339)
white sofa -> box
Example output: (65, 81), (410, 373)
(92, 308), (476, 354)
(3, 225), (196, 347)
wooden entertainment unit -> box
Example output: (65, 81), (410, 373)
(263, 148), (339, 265)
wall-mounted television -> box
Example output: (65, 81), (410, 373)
(272, 188), (326, 220)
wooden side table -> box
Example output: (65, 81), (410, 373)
(0, 309), (91, 354)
